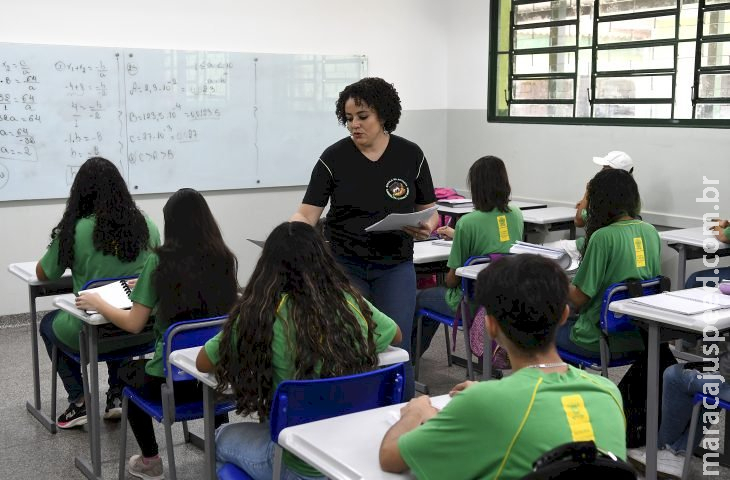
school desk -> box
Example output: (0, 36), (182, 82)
(169, 345), (411, 480)
(53, 293), (118, 480)
(436, 200), (548, 228)
(660, 227), (730, 286)
(522, 206), (577, 240)
(7, 261), (72, 433)
(609, 290), (730, 480)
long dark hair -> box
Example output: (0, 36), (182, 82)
(50, 157), (150, 268)
(582, 169), (641, 256)
(216, 222), (379, 418)
(468, 156), (511, 213)
(153, 188), (238, 327)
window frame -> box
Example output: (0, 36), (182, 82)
(487, 0), (730, 128)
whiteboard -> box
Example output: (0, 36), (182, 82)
(0, 43), (366, 200)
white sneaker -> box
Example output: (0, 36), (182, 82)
(627, 447), (647, 466)
(656, 449), (685, 478)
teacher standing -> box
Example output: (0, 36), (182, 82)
(291, 77), (437, 399)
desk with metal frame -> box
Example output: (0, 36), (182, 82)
(169, 345), (411, 480)
(660, 227), (730, 287)
(437, 200), (548, 228)
(609, 291), (730, 480)
(8, 262), (72, 433)
(522, 206), (577, 240)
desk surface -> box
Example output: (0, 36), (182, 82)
(277, 394), (452, 480)
(609, 288), (730, 333)
(522, 207), (576, 224)
(660, 227), (730, 249)
(8, 262), (72, 286)
(412, 240), (451, 265)
(437, 200), (547, 216)
(53, 294), (108, 325)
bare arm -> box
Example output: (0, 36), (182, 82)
(35, 262), (48, 281)
(74, 293), (151, 334)
(569, 284), (590, 311)
(379, 396), (438, 473)
(290, 203), (324, 226)
(196, 347), (215, 373)
(445, 268), (459, 289)
(391, 326), (403, 345)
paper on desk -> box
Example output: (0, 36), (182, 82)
(630, 289), (730, 315)
(364, 206), (438, 233)
(385, 394), (453, 425)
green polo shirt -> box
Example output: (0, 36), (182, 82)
(571, 220), (661, 352)
(39, 215), (160, 350)
(445, 207), (524, 310)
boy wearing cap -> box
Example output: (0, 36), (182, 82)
(575, 151), (635, 230)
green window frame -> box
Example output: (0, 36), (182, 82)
(488, 0), (730, 127)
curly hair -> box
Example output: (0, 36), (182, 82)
(335, 77), (402, 133)
(215, 222), (379, 418)
(153, 188), (238, 328)
(582, 169), (641, 256)
(50, 157), (150, 268)
(468, 156), (512, 213)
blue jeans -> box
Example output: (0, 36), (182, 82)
(685, 267), (730, 289)
(411, 286), (456, 358)
(658, 364), (730, 453)
(39, 310), (122, 403)
(215, 422), (324, 480)
(336, 257), (417, 400)
(554, 318), (644, 363)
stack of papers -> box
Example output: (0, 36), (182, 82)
(631, 288), (730, 315)
(509, 241), (573, 270)
(364, 206), (439, 233)
(437, 198), (473, 208)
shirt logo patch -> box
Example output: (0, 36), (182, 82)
(386, 178), (409, 200)
(633, 237), (646, 268)
(561, 394), (596, 442)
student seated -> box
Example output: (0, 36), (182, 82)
(412, 155), (523, 358)
(37, 157), (160, 428)
(76, 188), (237, 480)
(380, 254), (626, 479)
(195, 221), (402, 480)
(685, 218), (730, 288)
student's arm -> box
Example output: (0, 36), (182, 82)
(36, 262), (48, 281)
(715, 220), (730, 243)
(569, 284), (590, 311)
(379, 396), (438, 473)
(74, 294), (151, 334)
(290, 203), (323, 226)
(391, 326), (403, 345)
(445, 268), (459, 289)
(574, 190), (588, 228)
(196, 347), (215, 373)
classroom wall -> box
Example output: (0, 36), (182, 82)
(0, 0), (450, 315)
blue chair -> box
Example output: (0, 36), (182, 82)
(681, 393), (730, 479)
(50, 276), (155, 433)
(217, 362), (406, 480)
(117, 315), (235, 480)
(414, 255), (499, 382)
(559, 276), (670, 377)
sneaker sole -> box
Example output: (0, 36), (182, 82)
(127, 465), (164, 480)
(57, 416), (87, 429)
(103, 408), (122, 420)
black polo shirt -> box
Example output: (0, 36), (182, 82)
(302, 135), (436, 264)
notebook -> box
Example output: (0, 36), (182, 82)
(78, 280), (133, 313)
(630, 288), (730, 315)
(436, 198), (473, 208)
(509, 241), (573, 270)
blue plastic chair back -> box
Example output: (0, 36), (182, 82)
(600, 276), (669, 335)
(693, 392), (730, 410)
(460, 254), (505, 299)
(162, 315), (228, 381)
(269, 362), (405, 443)
(80, 275), (138, 291)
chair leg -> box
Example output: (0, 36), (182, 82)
(162, 387), (178, 480)
(599, 337), (610, 378)
(462, 319), (474, 381)
(443, 324), (452, 367)
(51, 345), (58, 427)
(682, 401), (702, 480)
(414, 315), (423, 381)
(118, 395), (129, 480)
(182, 420), (191, 443)
(272, 444), (283, 480)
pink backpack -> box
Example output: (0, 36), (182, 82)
(433, 187), (464, 230)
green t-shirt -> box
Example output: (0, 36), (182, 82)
(40, 215), (160, 350)
(399, 366), (626, 480)
(127, 254), (166, 377)
(725, 226), (730, 241)
(445, 207), (524, 310)
(571, 220), (661, 352)
(204, 293), (398, 477)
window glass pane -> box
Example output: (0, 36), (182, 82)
(593, 103), (672, 117)
(695, 103), (730, 118)
(674, 42), (696, 118)
(515, 25), (577, 49)
(513, 78), (574, 99)
(514, 52), (576, 74)
(514, 0), (578, 25)
(599, 0), (677, 17)
(498, 0), (512, 51)
(706, 0), (730, 6)
(575, 49), (593, 116)
(698, 73), (730, 97)
(595, 75), (673, 99)
(510, 104), (574, 116)
(578, 2), (595, 46)
(496, 54), (510, 115)
(679, 0), (699, 39)
(704, 10), (730, 36)
(596, 45), (675, 71)
(597, 16), (676, 44)
(702, 42), (730, 67)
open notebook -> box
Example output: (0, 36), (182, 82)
(78, 280), (133, 314)
(630, 288), (730, 315)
